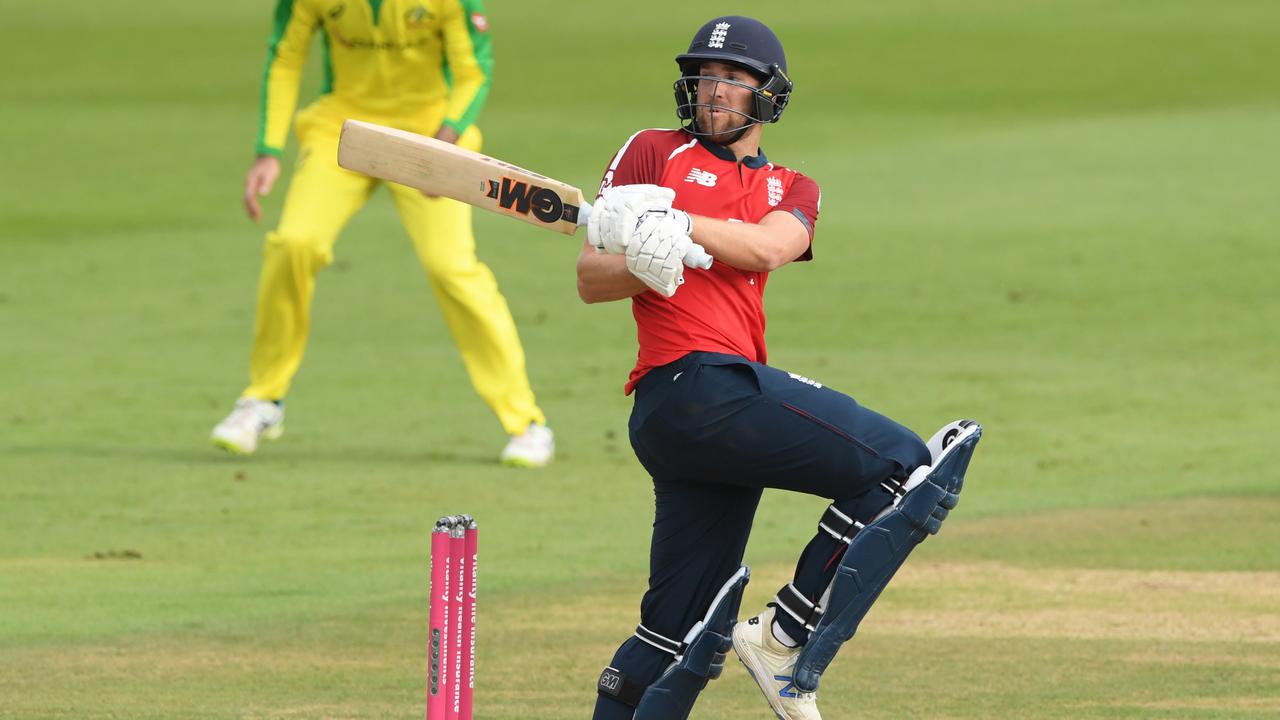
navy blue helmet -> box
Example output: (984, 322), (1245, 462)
(673, 16), (793, 137)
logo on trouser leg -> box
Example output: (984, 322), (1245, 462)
(787, 372), (823, 389)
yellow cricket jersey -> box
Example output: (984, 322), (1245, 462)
(256, 0), (493, 156)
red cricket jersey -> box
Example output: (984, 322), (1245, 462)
(598, 128), (822, 394)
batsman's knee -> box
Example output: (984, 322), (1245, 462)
(595, 566), (749, 720)
(888, 425), (930, 478)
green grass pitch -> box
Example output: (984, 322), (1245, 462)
(2, 1), (1279, 717)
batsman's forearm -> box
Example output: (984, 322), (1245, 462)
(576, 246), (647, 303)
(689, 213), (805, 272)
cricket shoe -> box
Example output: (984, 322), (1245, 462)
(733, 607), (821, 720)
(499, 423), (554, 467)
(211, 398), (284, 455)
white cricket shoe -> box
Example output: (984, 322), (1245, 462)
(733, 607), (821, 720)
(499, 423), (554, 467)
(211, 398), (284, 455)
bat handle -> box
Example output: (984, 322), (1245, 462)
(578, 200), (712, 269)
(684, 243), (714, 270)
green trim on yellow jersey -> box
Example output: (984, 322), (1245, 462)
(444, 0), (493, 134)
(320, 29), (334, 94)
(256, 0), (296, 157)
(367, 0), (385, 25)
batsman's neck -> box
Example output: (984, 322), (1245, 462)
(724, 124), (763, 163)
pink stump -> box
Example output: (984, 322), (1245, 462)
(448, 522), (466, 720)
(427, 519), (453, 720)
(460, 518), (478, 720)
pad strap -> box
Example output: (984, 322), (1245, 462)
(774, 582), (823, 632)
(603, 566), (751, 717)
(881, 476), (907, 503)
(818, 504), (866, 544)
(634, 624), (684, 657)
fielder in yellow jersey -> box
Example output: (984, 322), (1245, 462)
(212, 0), (554, 467)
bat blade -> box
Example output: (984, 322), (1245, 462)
(337, 119), (588, 236)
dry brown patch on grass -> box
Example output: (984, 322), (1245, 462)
(943, 496), (1280, 571)
(585, 560), (1280, 645)
(874, 561), (1280, 643)
(1117, 696), (1280, 712)
(1124, 650), (1280, 670)
(903, 561), (1280, 602)
(0, 637), (394, 686)
(870, 605), (1280, 643)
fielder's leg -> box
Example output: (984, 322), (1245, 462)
(389, 126), (548, 450)
(243, 121), (375, 401)
(215, 117), (375, 454)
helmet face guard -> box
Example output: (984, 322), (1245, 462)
(673, 64), (792, 138)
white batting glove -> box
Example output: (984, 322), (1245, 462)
(635, 209), (712, 269)
(588, 184), (675, 255)
(626, 212), (697, 297)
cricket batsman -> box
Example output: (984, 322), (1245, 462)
(211, 0), (554, 467)
(577, 16), (983, 718)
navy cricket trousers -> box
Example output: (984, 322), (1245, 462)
(593, 352), (929, 719)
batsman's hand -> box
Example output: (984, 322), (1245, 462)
(637, 209), (710, 269)
(243, 155), (281, 222)
(625, 212), (701, 297)
(588, 184), (675, 255)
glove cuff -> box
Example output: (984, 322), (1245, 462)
(673, 210), (693, 236)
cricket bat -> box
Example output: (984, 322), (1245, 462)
(336, 119), (712, 267)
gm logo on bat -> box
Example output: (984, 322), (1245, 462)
(485, 177), (580, 225)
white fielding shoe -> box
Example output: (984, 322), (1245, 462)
(499, 423), (554, 467)
(733, 607), (821, 720)
(211, 398), (284, 455)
